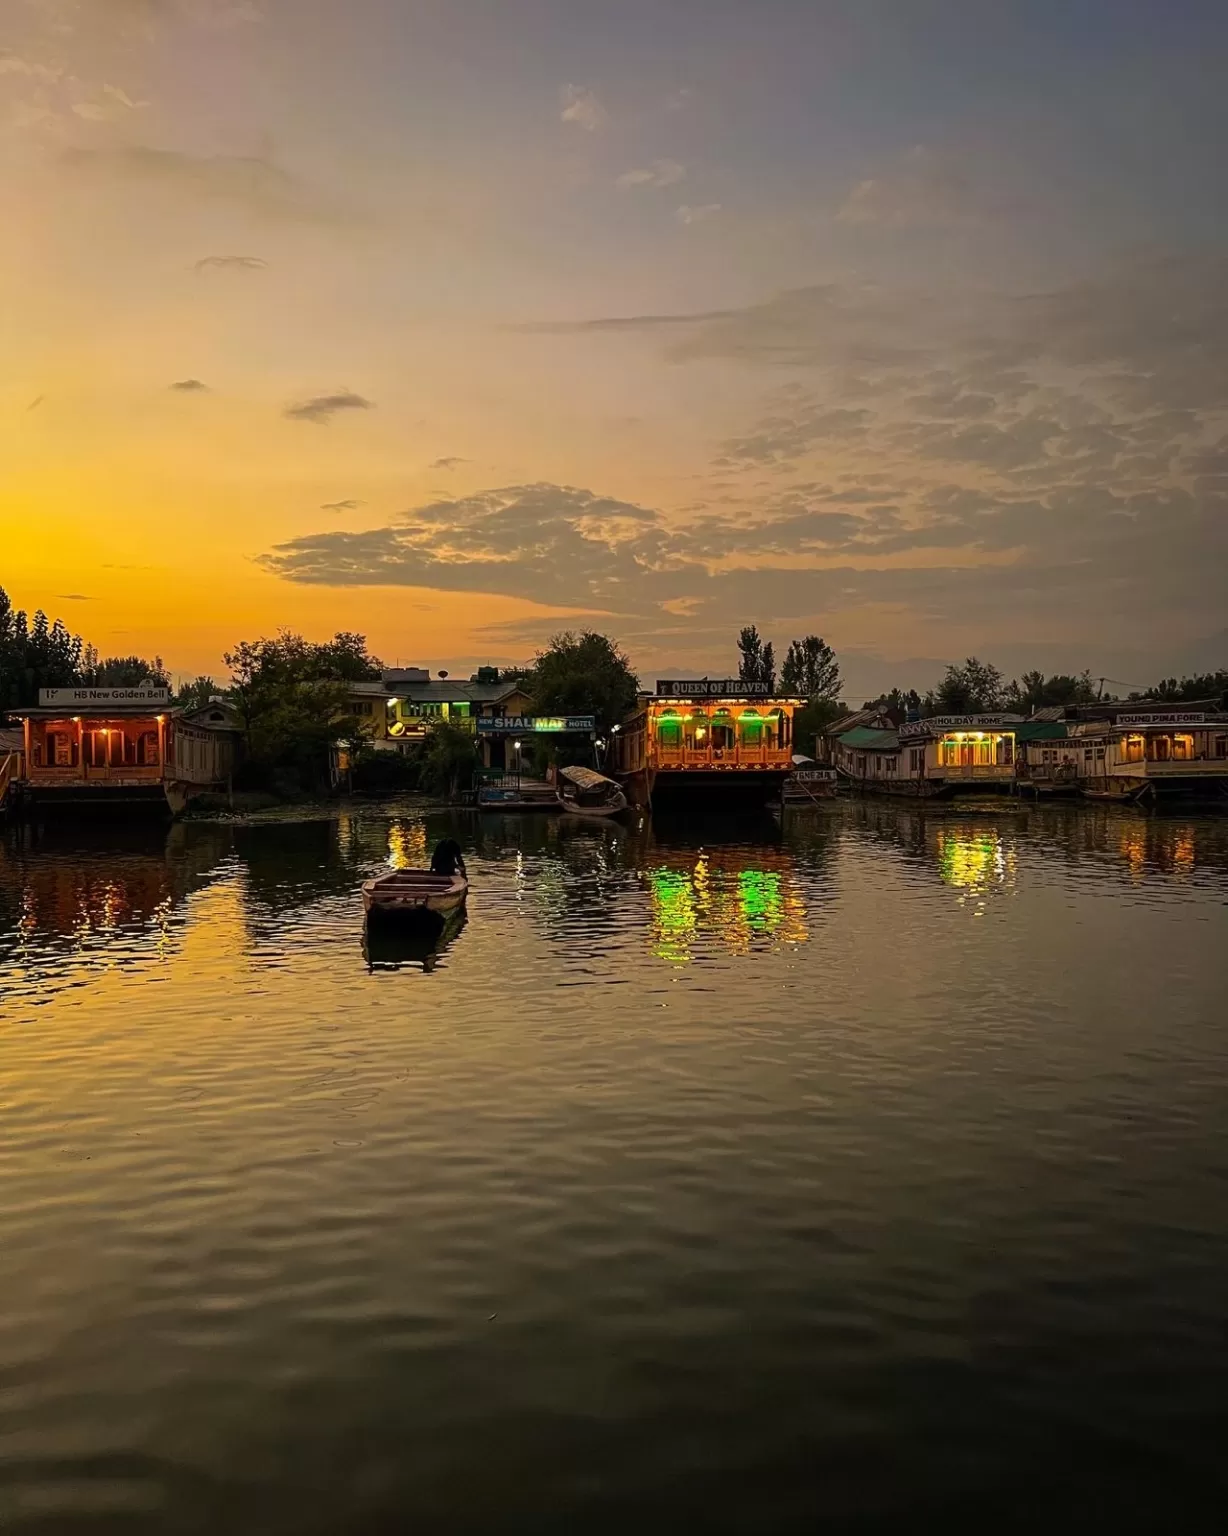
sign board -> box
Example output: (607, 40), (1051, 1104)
(899, 714), (1016, 738)
(1116, 712), (1219, 728)
(38, 687), (171, 708)
(794, 767), (837, 782)
(475, 715), (595, 735)
(655, 678), (778, 699)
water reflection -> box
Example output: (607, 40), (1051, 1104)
(363, 908), (466, 973)
(645, 850), (809, 964)
(2, 801), (1228, 1004)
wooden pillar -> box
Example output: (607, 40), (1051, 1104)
(22, 715), (31, 774)
(76, 717), (84, 778)
(157, 715), (167, 780)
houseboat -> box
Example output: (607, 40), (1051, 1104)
(9, 687), (238, 817)
(608, 679), (804, 808)
(828, 713), (1027, 797)
(1073, 709), (1228, 802)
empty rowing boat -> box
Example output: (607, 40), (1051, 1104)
(361, 869), (468, 916)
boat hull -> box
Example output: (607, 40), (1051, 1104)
(361, 871), (468, 917)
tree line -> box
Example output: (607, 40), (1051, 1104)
(0, 587), (170, 714)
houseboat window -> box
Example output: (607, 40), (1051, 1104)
(138, 731), (159, 766)
(739, 709), (762, 747)
(768, 707), (789, 749)
(1216, 736), (1227, 759)
(656, 709), (682, 748)
(46, 730), (76, 767)
(1084, 748), (1093, 762)
(885, 755), (897, 774)
(1149, 734), (1171, 762)
(710, 709), (736, 752)
(910, 748), (924, 772)
(1122, 734), (1145, 764)
(1171, 733), (1193, 761)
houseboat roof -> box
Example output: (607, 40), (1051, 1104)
(14, 702), (180, 719)
(837, 725), (900, 751)
(347, 678), (529, 705)
(1014, 720), (1070, 742)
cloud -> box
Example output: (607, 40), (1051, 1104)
(321, 499), (364, 513)
(429, 456), (469, 470)
(284, 391), (374, 425)
(169, 378), (208, 391)
(56, 593), (92, 601)
(676, 203), (721, 225)
(194, 254), (269, 273)
(60, 146), (335, 223)
(0, 54), (64, 85)
(71, 83), (150, 120)
(26, 395), (44, 412)
(836, 144), (978, 228)
(560, 84), (606, 132)
(617, 159), (685, 188)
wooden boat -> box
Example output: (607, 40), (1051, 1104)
(361, 869), (468, 916)
(783, 764), (839, 803)
(557, 764), (628, 817)
(475, 781), (561, 812)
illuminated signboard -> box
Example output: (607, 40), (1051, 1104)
(39, 687), (172, 707)
(655, 679), (777, 699)
(899, 715), (1017, 738)
(475, 715), (596, 735)
(1116, 712), (1218, 727)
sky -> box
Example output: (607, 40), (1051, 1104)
(3, 0), (1227, 700)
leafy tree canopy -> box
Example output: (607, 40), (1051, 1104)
(530, 630), (639, 735)
(781, 635), (841, 701)
(737, 625), (776, 692)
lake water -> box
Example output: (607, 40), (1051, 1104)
(2, 799), (1227, 1531)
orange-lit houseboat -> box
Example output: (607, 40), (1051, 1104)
(10, 687), (238, 817)
(609, 679), (804, 808)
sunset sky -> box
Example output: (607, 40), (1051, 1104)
(4, 0), (1226, 698)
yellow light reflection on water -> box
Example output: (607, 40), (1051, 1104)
(387, 820), (428, 870)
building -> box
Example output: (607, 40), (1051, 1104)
(1072, 707), (1228, 802)
(828, 713), (1027, 796)
(340, 667), (536, 770)
(609, 678), (805, 807)
(9, 686), (239, 816)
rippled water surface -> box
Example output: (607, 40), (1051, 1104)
(2, 799), (1227, 1531)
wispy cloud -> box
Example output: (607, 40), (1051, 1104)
(26, 395), (45, 412)
(321, 498), (364, 513)
(676, 202), (721, 225)
(194, 254), (269, 273)
(71, 82), (149, 120)
(560, 84), (606, 132)
(56, 593), (92, 601)
(617, 159), (685, 189)
(285, 391), (374, 425)
(170, 378), (209, 391)
(836, 144), (978, 229)
(429, 456), (469, 470)
(60, 146), (337, 223)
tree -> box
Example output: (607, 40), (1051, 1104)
(927, 657), (1006, 714)
(1004, 670), (1098, 712)
(863, 687), (922, 718)
(419, 720), (478, 798)
(781, 635), (841, 701)
(737, 625), (777, 691)
(176, 675), (223, 712)
(223, 629), (377, 795)
(530, 630), (639, 735)
(792, 696), (848, 758)
(1131, 670), (1228, 705)
(81, 652), (170, 688)
(0, 588), (85, 711)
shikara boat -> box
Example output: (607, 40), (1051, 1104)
(475, 781), (561, 812)
(557, 764), (628, 817)
(361, 869), (468, 917)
